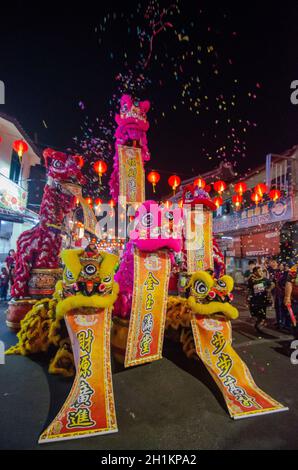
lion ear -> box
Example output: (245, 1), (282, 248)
(61, 249), (84, 281)
(43, 148), (55, 168)
(99, 252), (119, 277)
(120, 94), (132, 108)
(140, 100), (150, 113)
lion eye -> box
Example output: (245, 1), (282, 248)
(217, 279), (226, 288)
(52, 159), (63, 169)
(141, 213), (154, 228)
(84, 264), (97, 276)
(194, 280), (208, 295)
(103, 276), (111, 283)
(66, 269), (74, 280)
(165, 211), (174, 221)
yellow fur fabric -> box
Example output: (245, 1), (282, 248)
(166, 296), (192, 330)
(55, 282), (119, 319)
(188, 296), (239, 320)
(60, 249), (119, 281)
(61, 249), (84, 280)
(6, 280), (65, 357)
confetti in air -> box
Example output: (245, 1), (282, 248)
(72, 0), (261, 198)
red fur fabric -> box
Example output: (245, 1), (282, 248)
(11, 149), (84, 299)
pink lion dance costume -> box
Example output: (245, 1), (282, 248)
(11, 149), (85, 299)
(114, 198), (225, 320)
(113, 200), (183, 319)
(109, 94), (151, 201)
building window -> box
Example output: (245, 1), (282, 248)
(9, 150), (21, 184)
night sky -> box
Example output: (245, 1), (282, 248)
(1, 0), (298, 197)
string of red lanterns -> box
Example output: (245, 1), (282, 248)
(194, 177), (206, 189)
(93, 160), (108, 185)
(255, 183), (267, 198)
(213, 180), (227, 194)
(269, 189), (281, 202)
(168, 174), (181, 195)
(213, 196), (223, 209)
(232, 194), (243, 209)
(234, 181), (247, 196)
(13, 139), (29, 163)
(147, 170), (160, 193)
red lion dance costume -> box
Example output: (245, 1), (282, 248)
(11, 148), (85, 299)
(109, 94), (151, 201)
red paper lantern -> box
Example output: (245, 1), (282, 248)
(234, 181), (247, 195)
(109, 198), (116, 208)
(164, 200), (173, 209)
(194, 177), (206, 189)
(147, 170), (160, 193)
(94, 198), (103, 206)
(232, 194), (243, 209)
(94, 160), (108, 184)
(74, 155), (84, 168)
(255, 183), (267, 197)
(251, 192), (261, 205)
(168, 175), (181, 194)
(85, 197), (92, 205)
(213, 180), (227, 194)
(213, 196), (223, 209)
(13, 139), (29, 162)
(269, 189), (281, 202)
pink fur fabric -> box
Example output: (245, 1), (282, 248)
(109, 95), (151, 201)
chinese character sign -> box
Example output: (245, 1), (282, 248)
(118, 145), (145, 204)
(125, 249), (171, 367)
(39, 308), (117, 443)
(191, 315), (288, 418)
(184, 208), (213, 273)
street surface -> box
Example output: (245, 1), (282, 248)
(0, 290), (297, 450)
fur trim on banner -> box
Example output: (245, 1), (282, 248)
(188, 296), (239, 320)
(56, 283), (119, 319)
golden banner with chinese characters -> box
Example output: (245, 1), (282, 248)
(185, 208), (213, 273)
(118, 145), (145, 204)
(191, 314), (288, 418)
(39, 308), (117, 443)
(125, 249), (171, 368)
(62, 183), (97, 236)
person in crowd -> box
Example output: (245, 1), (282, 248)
(266, 257), (281, 326)
(247, 266), (272, 331)
(0, 266), (9, 301)
(272, 263), (289, 329)
(5, 248), (16, 286)
(283, 262), (298, 332)
(5, 249), (16, 270)
(267, 257), (279, 282)
(243, 260), (257, 283)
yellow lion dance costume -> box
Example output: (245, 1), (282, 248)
(166, 270), (239, 358)
(7, 248), (119, 377)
